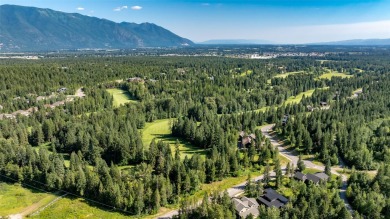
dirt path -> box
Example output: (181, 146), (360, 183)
(157, 172), (279, 219)
(6, 193), (65, 219)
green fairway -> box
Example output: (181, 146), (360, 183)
(239, 70), (253, 77)
(318, 71), (353, 79)
(106, 88), (138, 107)
(142, 119), (206, 159)
(284, 89), (316, 105)
(0, 183), (55, 216)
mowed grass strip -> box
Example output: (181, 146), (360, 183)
(142, 119), (206, 159)
(239, 70), (253, 77)
(0, 183), (56, 216)
(318, 71), (353, 79)
(106, 88), (138, 107)
(284, 89), (316, 105)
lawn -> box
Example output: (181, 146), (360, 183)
(239, 70), (253, 77)
(106, 88), (138, 107)
(141, 119), (206, 159)
(284, 89), (316, 105)
(0, 183), (56, 216)
(318, 71), (353, 79)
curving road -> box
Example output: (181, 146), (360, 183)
(157, 124), (354, 218)
(260, 124), (353, 214)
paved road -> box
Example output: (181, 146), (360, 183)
(157, 124), (354, 218)
(157, 172), (278, 219)
(260, 124), (354, 214)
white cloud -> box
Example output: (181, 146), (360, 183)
(76, 7), (85, 11)
(131, 6), (142, 10)
(113, 6), (128, 12)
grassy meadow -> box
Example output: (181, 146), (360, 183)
(0, 183), (56, 216)
(141, 119), (206, 159)
(106, 88), (138, 107)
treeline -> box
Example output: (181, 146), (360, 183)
(275, 71), (390, 169)
(346, 164), (390, 218)
(178, 182), (350, 219)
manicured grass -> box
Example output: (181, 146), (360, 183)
(239, 70), (253, 77)
(141, 119), (206, 159)
(284, 89), (315, 105)
(0, 183), (56, 216)
(106, 88), (138, 107)
(318, 71), (353, 79)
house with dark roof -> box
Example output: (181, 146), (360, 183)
(293, 171), (329, 184)
(232, 197), (260, 218)
(294, 172), (306, 181)
(257, 188), (288, 208)
(305, 172), (329, 184)
(127, 77), (144, 83)
(238, 131), (256, 149)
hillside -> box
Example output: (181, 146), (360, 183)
(0, 5), (193, 51)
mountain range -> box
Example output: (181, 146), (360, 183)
(0, 5), (193, 51)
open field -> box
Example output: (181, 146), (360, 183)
(142, 119), (206, 159)
(284, 89), (316, 105)
(239, 70), (253, 77)
(106, 88), (138, 107)
(0, 183), (56, 216)
(318, 71), (353, 79)
(29, 196), (131, 219)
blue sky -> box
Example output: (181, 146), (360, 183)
(1, 0), (390, 43)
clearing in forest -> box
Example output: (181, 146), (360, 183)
(0, 183), (56, 216)
(318, 71), (353, 79)
(273, 71), (306, 79)
(239, 70), (253, 77)
(141, 119), (206, 159)
(284, 89), (316, 105)
(29, 197), (130, 219)
(106, 88), (138, 107)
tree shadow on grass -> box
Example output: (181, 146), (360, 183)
(150, 133), (208, 157)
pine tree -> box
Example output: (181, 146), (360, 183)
(297, 154), (306, 171)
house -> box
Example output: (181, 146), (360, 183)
(282, 114), (289, 125)
(232, 197), (260, 218)
(238, 131), (256, 149)
(307, 105), (315, 112)
(258, 188), (288, 208)
(57, 87), (67, 93)
(127, 77), (144, 83)
(305, 172), (329, 184)
(314, 172), (329, 181)
(293, 171), (329, 184)
(320, 102), (328, 107)
(294, 172), (306, 181)
(305, 173), (321, 184)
